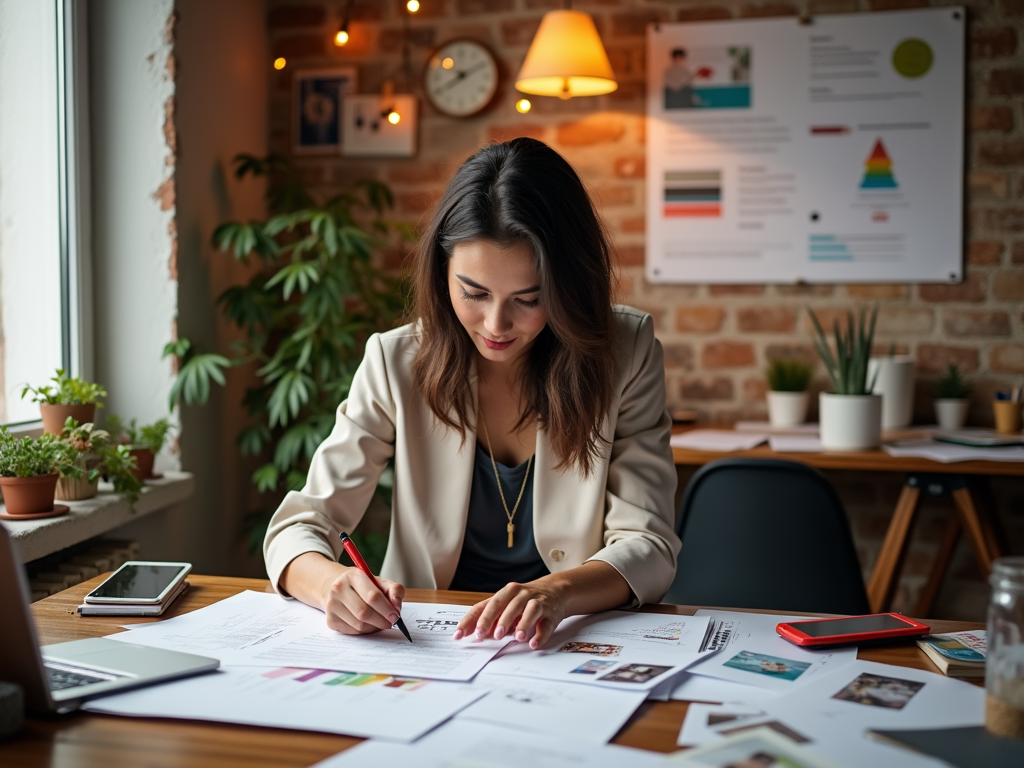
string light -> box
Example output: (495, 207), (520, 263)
(516, 98), (532, 114)
(335, 1), (353, 48)
(442, 57), (454, 70)
(334, 28), (349, 46)
(387, 111), (401, 125)
(407, 0), (420, 12)
(273, 57), (286, 70)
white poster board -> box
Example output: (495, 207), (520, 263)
(645, 8), (964, 284)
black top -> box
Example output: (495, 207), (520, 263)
(448, 442), (549, 593)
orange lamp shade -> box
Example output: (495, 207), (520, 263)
(515, 10), (617, 99)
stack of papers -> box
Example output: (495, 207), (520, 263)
(884, 438), (1024, 463)
(83, 592), (984, 767)
(670, 430), (767, 451)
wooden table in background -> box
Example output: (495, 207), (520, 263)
(1, 574), (983, 768)
(672, 433), (1019, 615)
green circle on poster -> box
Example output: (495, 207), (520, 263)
(892, 38), (933, 78)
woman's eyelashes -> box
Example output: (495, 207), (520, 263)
(458, 286), (540, 308)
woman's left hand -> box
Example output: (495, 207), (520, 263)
(453, 580), (567, 649)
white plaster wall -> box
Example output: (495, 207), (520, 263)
(90, 0), (177, 449)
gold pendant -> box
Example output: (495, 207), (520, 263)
(507, 522), (515, 548)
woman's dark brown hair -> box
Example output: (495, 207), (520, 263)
(411, 138), (616, 476)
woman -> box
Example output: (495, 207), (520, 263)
(264, 138), (679, 650)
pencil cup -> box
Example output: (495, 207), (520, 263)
(993, 401), (1023, 435)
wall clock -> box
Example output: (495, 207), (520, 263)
(423, 39), (500, 118)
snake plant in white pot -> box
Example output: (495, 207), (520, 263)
(810, 306), (882, 451)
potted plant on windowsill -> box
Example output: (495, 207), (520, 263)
(934, 363), (971, 430)
(21, 369), (107, 435)
(105, 416), (173, 481)
(765, 357), (814, 428)
(810, 306), (882, 451)
(57, 418), (143, 506)
(0, 427), (80, 517)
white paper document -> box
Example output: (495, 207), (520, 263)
(755, 660), (985, 768)
(670, 726), (846, 768)
(82, 665), (486, 742)
(457, 674), (647, 744)
(670, 672), (783, 706)
(483, 612), (712, 691)
(769, 435), (823, 453)
(884, 439), (1024, 463)
(685, 611), (857, 692)
(111, 591), (509, 681)
(670, 430), (767, 451)
(677, 703), (767, 747)
(735, 421), (819, 435)
(313, 720), (670, 768)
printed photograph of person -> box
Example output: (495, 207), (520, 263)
(722, 651), (811, 682)
(557, 641), (622, 656)
(831, 672), (925, 710)
(664, 48), (699, 109)
(598, 663), (673, 684)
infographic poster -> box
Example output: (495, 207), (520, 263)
(646, 8), (964, 284)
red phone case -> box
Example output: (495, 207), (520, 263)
(776, 613), (930, 647)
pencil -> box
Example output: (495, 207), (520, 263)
(338, 531), (412, 642)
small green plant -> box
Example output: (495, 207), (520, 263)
(60, 418), (143, 506)
(20, 369), (107, 407)
(0, 427), (80, 478)
(765, 357), (814, 392)
(105, 415), (174, 454)
(809, 306), (879, 396)
(935, 363), (971, 400)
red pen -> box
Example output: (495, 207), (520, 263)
(338, 531), (412, 642)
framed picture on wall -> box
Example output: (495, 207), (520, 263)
(292, 67), (357, 154)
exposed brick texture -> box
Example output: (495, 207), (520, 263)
(266, 0), (1024, 621)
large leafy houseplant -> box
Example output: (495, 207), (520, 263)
(165, 154), (408, 556)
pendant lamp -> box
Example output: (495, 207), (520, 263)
(515, 9), (617, 99)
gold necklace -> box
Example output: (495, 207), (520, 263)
(479, 413), (533, 548)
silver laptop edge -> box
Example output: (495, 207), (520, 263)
(0, 525), (219, 713)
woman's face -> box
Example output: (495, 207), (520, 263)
(447, 239), (548, 368)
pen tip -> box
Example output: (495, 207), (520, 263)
(396, 617), (413, 643)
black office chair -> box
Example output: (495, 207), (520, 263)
(664, 458), (870, 615)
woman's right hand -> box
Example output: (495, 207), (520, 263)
(321, 566), (406, 635)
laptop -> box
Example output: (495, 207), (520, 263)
(0, 525), (219, 713)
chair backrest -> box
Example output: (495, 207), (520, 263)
(664, 458), (870, 615)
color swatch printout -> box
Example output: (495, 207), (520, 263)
(647, 8), (963, 284)
(111, 591), (510, 681)
(83, 666), (487, 742)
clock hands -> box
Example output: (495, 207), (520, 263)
(438, 61), (490, 93)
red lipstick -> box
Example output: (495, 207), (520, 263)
(483, 338), (514, 351)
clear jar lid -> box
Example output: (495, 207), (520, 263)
(990, 556), (1024, 592)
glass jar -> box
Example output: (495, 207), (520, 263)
(987, 556), (1024, 739)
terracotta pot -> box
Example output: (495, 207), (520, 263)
(40, 403), (96, 435)
(129, 448), (155, 480)
(55, 473), (99, 501)
(0, 474), (59, 515)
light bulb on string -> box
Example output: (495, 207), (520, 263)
(273, 57), (286, 70)
(516, 98), (531, 113)
(407, 0), (420, 12)
(334, 28), (349, 46)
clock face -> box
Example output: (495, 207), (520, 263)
(424, 40), (499, 118)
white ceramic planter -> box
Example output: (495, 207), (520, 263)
(767, 391), (809, 428)
(935, 399), (969, 430)
(819, 392), (882, 451)
(868, 356), (916, 429)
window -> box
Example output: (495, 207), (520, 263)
(0, 0), (87, 426)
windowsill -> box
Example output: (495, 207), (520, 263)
(0, 471), (194, 562)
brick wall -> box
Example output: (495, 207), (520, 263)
(265, 0), (1024, 619)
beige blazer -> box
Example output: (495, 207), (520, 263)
(264, 305), (680, 606)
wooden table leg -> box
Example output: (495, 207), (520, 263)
(951, 487), (996, 574)
(866, 483), (922, 613)
(914, 514), (960, 618)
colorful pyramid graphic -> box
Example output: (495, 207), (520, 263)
(860, 139), (898, 189)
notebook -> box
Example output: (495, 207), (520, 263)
(0, 525), (219, 713)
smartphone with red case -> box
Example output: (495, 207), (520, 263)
(776, 613), (930, 647)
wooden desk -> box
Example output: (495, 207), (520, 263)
(672, 437), (1019, 615)
(2, 574), (983, 767)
